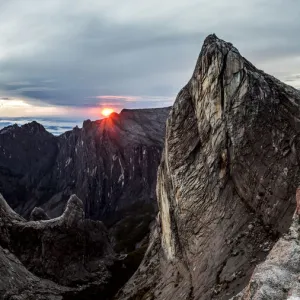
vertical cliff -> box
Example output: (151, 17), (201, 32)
(116, 35), (300, 300)
(48, 108), (169, 221)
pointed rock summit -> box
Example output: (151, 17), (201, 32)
(116, 35), (300, 299)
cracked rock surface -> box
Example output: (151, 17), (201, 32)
(232, 203), (300, 300)
(116, 34), (300, 300)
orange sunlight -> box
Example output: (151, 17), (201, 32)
(101, 108), (114, 117)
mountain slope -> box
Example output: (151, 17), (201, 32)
(0, 193), (134, 300)
(0, 107), (170, 253)
(116, 34), (300, 300)
(0, 121), (58, 211)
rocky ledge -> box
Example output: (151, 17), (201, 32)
(0, 193), (135, 300)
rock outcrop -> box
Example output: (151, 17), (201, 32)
(0, 121), (58, 211)
(232, 193), (300, 300)
(116, 34), (300, 300)
(29, 207), (50, 221)
(0, 246), (72, 300)
(0, 193), (134, 299)
(0, 107), (170, 253)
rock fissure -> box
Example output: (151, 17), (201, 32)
(220, 51), (229, 113)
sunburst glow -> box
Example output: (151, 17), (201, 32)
(101, 108), (114, 117)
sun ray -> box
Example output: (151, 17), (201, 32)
(101, 108), (114, 117)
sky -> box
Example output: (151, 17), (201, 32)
(0, 0), (300, 125)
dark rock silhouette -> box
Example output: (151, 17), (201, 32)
(0, 193), (135, 299)
(116, 34), (300, 299)
(29, 207), (50, 221)
(0, 107), (170, 254)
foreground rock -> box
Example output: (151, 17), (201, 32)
(0, 193), (134, 299)
(116, 34), (300, 299)
(232, 201), (300, 299)
(0, 107), (170, 254)
(29, 207), (50, 221)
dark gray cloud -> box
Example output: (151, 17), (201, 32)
(0, 0), (299, 117)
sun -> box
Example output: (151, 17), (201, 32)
(101, 108), (114, 117)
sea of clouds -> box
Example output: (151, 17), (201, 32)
(0, 118), (83, 135)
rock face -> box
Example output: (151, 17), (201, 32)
(0, 121), (58, 212)
(116, 34), (300, 300)
(0, 107), (170, 253)
(232, 202), (300, 300)
(0, 193), (134, 300)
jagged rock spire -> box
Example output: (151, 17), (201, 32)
(117, 34), (300, 300)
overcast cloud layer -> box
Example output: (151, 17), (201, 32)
(0, 0), (300, 119)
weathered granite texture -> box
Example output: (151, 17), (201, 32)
(116, 34), (300, 300)
(232, 192), (300, 300)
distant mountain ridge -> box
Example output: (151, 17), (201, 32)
(0, 106), (170, 253)
(0, 117), (82, 135)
